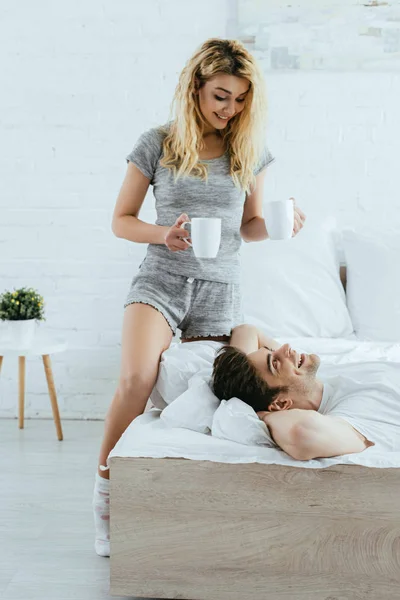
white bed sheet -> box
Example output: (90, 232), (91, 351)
(109, 337), (400, 470)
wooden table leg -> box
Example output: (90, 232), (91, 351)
(18, 356), (25, 429)
(42, 355), (63, 441)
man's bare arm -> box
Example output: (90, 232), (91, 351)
(257, 329), (281, 352)
(261, 410), (373, 461)
(229, 324), (280, 355)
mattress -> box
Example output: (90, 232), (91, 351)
(109, 337), (400, 470)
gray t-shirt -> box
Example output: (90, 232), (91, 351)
(126, 123), (275, 284)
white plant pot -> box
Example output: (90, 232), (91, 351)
(6, 319), (37, 348)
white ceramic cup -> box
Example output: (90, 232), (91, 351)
(181, 217), (221, 258)
(264, 200), (294, 240)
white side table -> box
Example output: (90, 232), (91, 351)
(0, 332), (68, 441)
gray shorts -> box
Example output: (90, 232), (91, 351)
(125, 265), (243, 339)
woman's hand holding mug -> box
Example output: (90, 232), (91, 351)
(164, 213), (192, 252)
(291, 198), (306, 237)
(264, 197), (306, 240)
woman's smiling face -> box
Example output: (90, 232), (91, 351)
(196, 73), (250, 131)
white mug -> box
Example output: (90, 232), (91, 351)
(264, 200), (294, 240)
(181, 217), (221, 258)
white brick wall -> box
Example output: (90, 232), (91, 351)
(263, 72), (400, 229)
(1, 1), (399, 419)
(0, 0), (228, 419)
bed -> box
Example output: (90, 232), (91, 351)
(108, 228), (400, 599)
(108, 338), (400, 599)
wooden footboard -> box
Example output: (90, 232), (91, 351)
(109, 457), (400, 600)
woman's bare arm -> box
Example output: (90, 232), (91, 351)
(112, 162), (169, 244)
(229, 324), (280, 355)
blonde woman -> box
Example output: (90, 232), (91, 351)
(93, 37), (306, 556)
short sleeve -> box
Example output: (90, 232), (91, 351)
(125, 128), (163, 183)
(254, 145), (275, 176)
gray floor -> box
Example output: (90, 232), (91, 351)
(0, 418), (157, 600)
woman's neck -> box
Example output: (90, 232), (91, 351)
(202, 128), (221, 139)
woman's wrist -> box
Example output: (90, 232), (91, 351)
(240, 217), (269, 242)
(112, 216), (170, 245)
(157, 225), (170, 246)
(133, 221), (170, 245)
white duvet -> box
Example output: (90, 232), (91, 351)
(109, 337), (400, 469)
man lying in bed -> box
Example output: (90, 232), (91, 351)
(211, 324), (384, 461)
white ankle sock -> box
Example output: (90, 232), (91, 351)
(93, 472), (110, 557)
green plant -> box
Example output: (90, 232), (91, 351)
(0, 287), (46, 321)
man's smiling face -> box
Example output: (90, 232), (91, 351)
(247, 343), (321, 411)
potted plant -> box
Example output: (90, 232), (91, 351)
(0, 287), (45, 347)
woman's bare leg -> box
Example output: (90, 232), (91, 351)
(97, 303), (173, 478)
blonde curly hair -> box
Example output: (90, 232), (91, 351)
(159, 38), (270, 195)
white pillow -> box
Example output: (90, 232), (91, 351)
(342, 229), (400, 341)
(240, 215), (353, 338)
(160, 372), (219, 433)
(211, 398), (276, 447)
(160, 381), (277, 446)
(150, 340), (226, 408)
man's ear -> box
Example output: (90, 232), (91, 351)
(268, 397), (293, 412)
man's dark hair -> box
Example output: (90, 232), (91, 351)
(211, 346), (289, 412)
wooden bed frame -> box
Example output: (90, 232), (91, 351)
(109, 266), (400, 599)
(109, 458), (400, 599)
